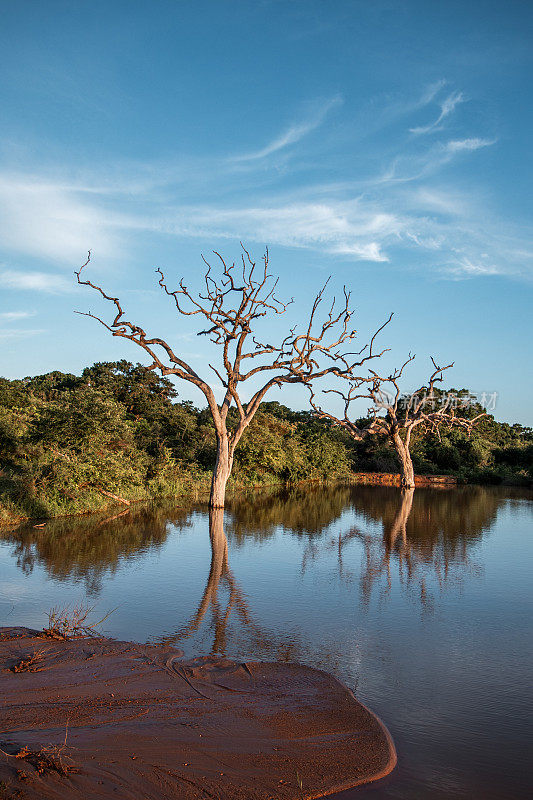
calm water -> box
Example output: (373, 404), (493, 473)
(1, 484), (532, 799)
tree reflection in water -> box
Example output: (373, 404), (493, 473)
(357, 488), (429, 605)
(159, 509), (267, 655)
(226, 483), (353, 538)
(2, 484), (510, 643)
(306, 485), (501, 608)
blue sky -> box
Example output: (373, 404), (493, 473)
(1, 0), (532, 423)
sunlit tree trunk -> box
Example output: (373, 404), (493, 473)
(210, 429), (241, 508)
(392, 432), (416, 489)
(210, 434), (234, 508)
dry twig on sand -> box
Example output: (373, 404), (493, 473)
(9, 649), (46, 673)
(41, 604), (115, 640)
(0, 722), (78, 779)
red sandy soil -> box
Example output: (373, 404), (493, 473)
(0, 627), (396, 799)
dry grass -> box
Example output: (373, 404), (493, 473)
(41, 604), (114, 640)
(12, 744), (78, 777)
(0, 723), (78, 779)
(9, 649), (46, 673)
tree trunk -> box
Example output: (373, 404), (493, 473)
(210, 436), (233, 508)
(391, 432), (416, 489)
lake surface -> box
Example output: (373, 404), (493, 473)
(1, 484), (532, 799)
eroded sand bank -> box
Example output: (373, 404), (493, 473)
(0, 627), (395, 799)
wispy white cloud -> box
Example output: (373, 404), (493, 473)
(410, 90), (465, 134)
(440, 91), (466, 116)
(410, 188), (469, 216)
(154, 200), (399, 262)
(0, 309), (43, 341)
(0, 86), (526, 282)
(0, 176), (121, 264)
(444, 138), (495, 153)
(0, 328), (45, 339)
(329, 242), (388, 260)
(0, 310), (36, 320)
(444, 257), (500, 278)
(417, 80), (447, 107)
(232, 95), (343, 161)
(376, 135), (496, 185)
(0, 270), (73, 293)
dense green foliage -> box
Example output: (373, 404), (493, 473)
(1, 361), (531, 523)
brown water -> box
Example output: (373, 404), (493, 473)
(1, 484), (532, 798)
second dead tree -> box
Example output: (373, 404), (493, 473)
(309, 356), (486, 489)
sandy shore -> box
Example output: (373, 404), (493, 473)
(0, 627), (396, 799)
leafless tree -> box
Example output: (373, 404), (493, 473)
(309, 356), (486, 489)
(75, 247), (391, 507)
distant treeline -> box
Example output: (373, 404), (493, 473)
(1, 360), (531, 523)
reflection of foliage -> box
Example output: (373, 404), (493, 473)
(282, 484), (505, 609)
(3, 504), (189, 594)
(226, 483), (353, 539)
(349, 484), (500, 550)
(1, 479), (512, 595)
(1, 483), (523, 658)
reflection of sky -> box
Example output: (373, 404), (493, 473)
(1, 488), (532, 798)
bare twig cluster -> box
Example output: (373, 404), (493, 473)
(9, 650), (46, 674)
(41, 604), (114, 640)
(311, 357), (483, 437)
(0, 724), (77, 780)
(11, 744), (77, 777)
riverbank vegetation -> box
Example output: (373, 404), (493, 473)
(1, 360), (531, 523)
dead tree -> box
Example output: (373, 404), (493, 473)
(75, 247), (391, 507)
(309, 356), (485, 489)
